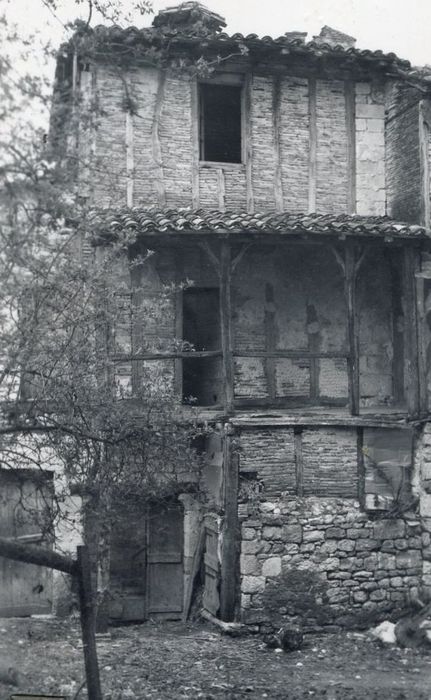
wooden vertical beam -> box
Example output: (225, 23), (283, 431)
(345, 242), (360, 415)
(220, 241), (235, 413)
(264, 282), (276, 401)
(220, 425), (239, 622)
(152, 69), (167, 207)
(244, 73), (254, 214)
(389, 250), (405, 405)
(403, 247), (420, 417)
(356, 427), (365, 509)
(191, 78), (200, 208)
(217, 168), (226, 211)
(125, 110), (134, 207)
(416, 274), (429, 415)
(419, 101), (430, 229)
(174, 249), (184, 400)
(345, 80), (356, 215)
(273, 76), (283, 212)
(308, 77), (317, 214)
(294, 429), (304, 497)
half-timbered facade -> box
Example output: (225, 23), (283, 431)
(33, 2), (431, 627)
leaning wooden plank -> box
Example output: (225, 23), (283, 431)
(182, 520), (206, 623)
(201, 608), (246, 636)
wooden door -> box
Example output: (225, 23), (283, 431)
(203, 513), (220, 616)
(109, 500), (184, 621)
(109, 504), (147, 621)
(146, 502), (184, 618)
(0, 469), (53, 617)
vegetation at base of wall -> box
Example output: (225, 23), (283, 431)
(260, 568), (335, 628)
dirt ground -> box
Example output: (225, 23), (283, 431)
(0, 617), (430, 700)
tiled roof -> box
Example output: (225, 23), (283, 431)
(87, 209), (428, 243)
(64, 19), (431, 91)
(83, 24), (412, 70)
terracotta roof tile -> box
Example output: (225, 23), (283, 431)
(87, 208), (428, 243)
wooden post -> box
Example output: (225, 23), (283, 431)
(272, 76), (283, 212)
(125, 110), (134, 207)
(264, 282), (276, 401)
(191, 78), (200, 208)
(294, 429), (304, 497)
(308, 77), (317, 214)
(345, 242), (360, 415)
(220, 240), (235, 414)
(77, 546), (103, 700)
(152, 70), (167, 207)
(389, 250), (405, 405)
(419, 101), (430, 229)
(357, 427), (365, 509)
(244, 73), (254, 214)
(345, 80), (356, 215)
(220, 426), (239, 622)
(403, 247), (420, 418)
(416, 274), (429, 415)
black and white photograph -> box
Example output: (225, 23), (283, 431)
(1, 0), (431, 697)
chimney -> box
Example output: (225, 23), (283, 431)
(284, 31), (307, 43)
(313, 26), (356, 49)
(152, 2), (226, 33)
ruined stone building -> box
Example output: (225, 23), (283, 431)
(3, 1), (431, 628)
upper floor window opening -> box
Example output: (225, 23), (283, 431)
(199, 83), (242, 164)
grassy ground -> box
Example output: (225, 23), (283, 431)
(0, 617), (430, 699)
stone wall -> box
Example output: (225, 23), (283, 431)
(239, 496), (423, 631)
(355, 81), (386, 216)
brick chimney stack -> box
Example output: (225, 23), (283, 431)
(313, 26), (357, 49)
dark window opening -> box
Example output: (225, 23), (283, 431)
(199, 84), (242, 163)
(182, 288), (222, 406)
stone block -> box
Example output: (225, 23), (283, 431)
(353, 571), (373, 579)
(241, 593), (251, 609)
(352, 590), (368, 603)
(420, 494), (431, 517)
(262, 526), (283, 540)
(366, 119), (385, 133)
(364, 555), (378, 571)
(355, 539), (380, 552)
(396, 551), (422, 569)
(370, 590), (386, 602)
(390, 577), (403, 588)
(373, 520), (405, 540)
(337, 540), (355, 553)
(323, 557), (340, 572)
(346, 528), (370, 539)
(260, 503), (275, 513)
(325, 527), (345, 539)
(242, 528), (256, 540)
(282, 524), (302, 543)
(394, 539), (408, 550)
(240, 555), (261, 576)
(356, 103), (385, 119)
(242, 576), (266, 594)
(262, 557), (282, 577)
(327, 589), (349, 603)
(242, 540), (261, 555)
(303, 530), (324, 543)
(377, 553), (396, 570)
